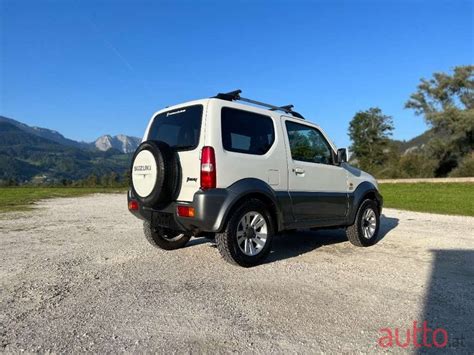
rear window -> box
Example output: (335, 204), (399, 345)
(221, 107), (275, 155)
(147, 105), (203, 150)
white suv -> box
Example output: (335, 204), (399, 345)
(128, 90), (383, 267)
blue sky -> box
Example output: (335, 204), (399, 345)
(1, 0), (472, 148)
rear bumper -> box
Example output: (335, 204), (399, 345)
(127, 189), (230, 234)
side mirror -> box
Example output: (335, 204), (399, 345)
(337, 148), (347, 164)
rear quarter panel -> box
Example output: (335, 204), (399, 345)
(205, 99), (289, 193)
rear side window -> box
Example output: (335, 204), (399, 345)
(221, 107), (275, 155)
(147, 105), (203, 150)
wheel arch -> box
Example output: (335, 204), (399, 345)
(347, 181), (383, 225)
(217, 178), (283, 233)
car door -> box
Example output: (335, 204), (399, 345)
(282, 117), (348, 221)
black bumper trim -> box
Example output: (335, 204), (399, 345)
(128, 188), (230, 233)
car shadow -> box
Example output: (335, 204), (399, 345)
(186, 215), (399, 263)
(265, 228), (347, 263)
(186, 237), (210, 247)
(378, 214), (399, 242)
(264, 214), (399, 264)
(417, 249), (474, 352)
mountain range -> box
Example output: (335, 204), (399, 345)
(0, 116), (141, 184)
(0, 116), (141, 153)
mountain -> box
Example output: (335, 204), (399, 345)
(0, 116), (90, 149)
(393, 129), (433, 155)
(94, 134), (141, 153)
(0, 116), (141, 153)
(0, 118), (133, 184)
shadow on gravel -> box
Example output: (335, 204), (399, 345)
(186, 237), (210, 247)
(417, 249), (474, 353)
(265, 229), (347, 263)
(263, 215), (399, 264)
(378, 215), (399, 241)
(185, 216), (399, 262)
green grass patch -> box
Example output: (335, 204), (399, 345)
(379, 183), (474, 216)
(0, 187), (126, 213)
(1, 184), (472, 217)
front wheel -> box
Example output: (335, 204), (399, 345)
(143, 221), (191, 250)
(346, 199), (380, 247)
(216, 199), (274, 267)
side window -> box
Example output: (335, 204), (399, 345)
(285, 121), (334, 165)
(221, 107), (275, 155)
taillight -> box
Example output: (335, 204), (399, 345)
(177, 205), (195, 217)
(128, 200), (139, 211)
(201, 146), (216, 190)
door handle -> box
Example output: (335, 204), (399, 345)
(293, 167), (305, 175)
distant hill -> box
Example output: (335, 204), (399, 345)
(392, 129), (433, 155)
(0, 116), (90, 149)
(0, 116), (140, 153)
(0, 118), (133, 184)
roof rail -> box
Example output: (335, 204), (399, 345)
(213, 89), (305, 119)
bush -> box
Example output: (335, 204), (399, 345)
(398, 153), (436, 178)
(449, 154), (474, 177)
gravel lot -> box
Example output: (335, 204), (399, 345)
(1, 194), (473, 353)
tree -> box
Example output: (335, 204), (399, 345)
(86, 174), (98, 187)
(122, 170), (130, 187)
(106, 172), (119, 187)
(348, 107), (394, 172)
(405, 65), (474, 176)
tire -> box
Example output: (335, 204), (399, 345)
(143, 221), (191, 250)
(130, 141), (180, 208)
(216, 199), (274, 267)
(346, 199), (380, 247)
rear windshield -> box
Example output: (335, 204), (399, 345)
(147, 104), (203, 150)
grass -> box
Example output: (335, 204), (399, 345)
(0, 187), (126, 213)
(379, 183), (474, 216)
(1, 183), (473, 217)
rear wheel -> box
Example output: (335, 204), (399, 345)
(143, 221), (191, 250)
(216, 199), (274, 267)
(346, 199), (380, 247)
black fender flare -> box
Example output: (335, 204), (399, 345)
(347, 181), (383, 225)
(217, 178), (287, 232)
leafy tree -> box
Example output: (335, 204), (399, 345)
(405, 65), (474, 176)
(100, 174), (109, 187)
(348, 107), (394, 172)
(107, 171), (119, 186)
(122, 170), (131, 187)
(86, 174), (98, 187)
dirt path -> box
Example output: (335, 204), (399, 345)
(1, 194), (473, 352)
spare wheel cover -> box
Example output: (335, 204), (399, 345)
(132, 149), (158, 198)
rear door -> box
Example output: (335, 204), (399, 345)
(282, 117), (348, 221)
(145, 104), (205, 202)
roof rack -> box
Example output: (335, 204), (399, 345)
(213, 89), (305, 119)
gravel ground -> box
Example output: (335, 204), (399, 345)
(1, 194), (473, 353)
